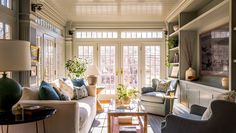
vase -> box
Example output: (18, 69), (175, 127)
(185, 67), (196, 81)
(121, 97), (131, 105)
(221, 77), (229, 89)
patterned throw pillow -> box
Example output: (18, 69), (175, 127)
(58, 79), (74, 99)
(73, 85), (88, 100)
(156, 80), (171, 92)
(201, 91), (236, 120)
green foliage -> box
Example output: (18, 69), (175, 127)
(116, 84), (139, 100)
(165, 55), (172, 68)
(65, 57), (87, 79)
(167, 37), (178, 49)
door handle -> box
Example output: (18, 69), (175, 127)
(120, 68), (123, 75)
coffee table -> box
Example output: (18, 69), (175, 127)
(107, 100), (147, 133)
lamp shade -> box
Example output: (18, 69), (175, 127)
(85, 65), (99, 76)
(0, 40), (31, 71)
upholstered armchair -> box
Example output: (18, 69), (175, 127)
(140, 79), (178, 116)
(162, 100), (236, 133)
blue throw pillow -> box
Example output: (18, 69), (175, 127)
(39, 81), (60, 100)
(72, 78), (85, 87)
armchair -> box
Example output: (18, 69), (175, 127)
(140, 79), (178, 116)
(162, 100), (236, 133)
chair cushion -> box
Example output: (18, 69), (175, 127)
(141, 92), (166, 103)
(39, 81), (60, 100)
(201, 91), (236, 120)
(78, 96), (95, 129)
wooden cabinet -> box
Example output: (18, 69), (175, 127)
(179, 80), (228, 108)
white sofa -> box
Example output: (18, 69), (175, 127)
(7, 85), (96, 133)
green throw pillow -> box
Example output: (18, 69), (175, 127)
(156, 80), (171, 92)
(39, 81), (60, 100)
(73, 85), (88, 100)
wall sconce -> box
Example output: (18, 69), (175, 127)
(31, 3), (43, 12)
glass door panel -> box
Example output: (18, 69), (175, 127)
(98, 45), (117, 96)
(121, 45), (139, 88)
(78, 45), (94, 65)
(144, 45), (161, 86)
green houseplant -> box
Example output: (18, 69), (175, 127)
(116, 84), (139, 105)
(167, 37), (178, 49)
(65, 57), (87, 79)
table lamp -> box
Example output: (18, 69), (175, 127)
(0, 40), (31, 113)
(85, 65), (99, 85)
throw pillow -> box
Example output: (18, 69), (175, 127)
(152, 79), (159, 90)
(59, 79), (74, 99)
(72, 78), (86, 87)
(73, 85), (88, 100)
(39, 81), (60, 100)
(156, 80), (171, 92)
(21, 87), (39, 100)
(201, 91), (236, 120)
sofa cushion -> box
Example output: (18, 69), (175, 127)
(74, 85), (88, 99)
(201, 91), (235, 120)
(21, 87), (39, 100)
(59, 79), (74, 99)
(78, 96), (95, 129)
(140, 92), (166, 103)
(72, 78), (85, 87)
(39, 81), (60, 100)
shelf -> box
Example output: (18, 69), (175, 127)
(169, 31), (179, 37)
(169, 46), (179, 51)
(170, 63), (179, 65)
(180, 0), (229, 31)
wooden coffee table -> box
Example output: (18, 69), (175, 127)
(107, 100), (147, 133)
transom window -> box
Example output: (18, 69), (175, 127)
(121, 32), (163, 39)
(76, 32), (118, 39)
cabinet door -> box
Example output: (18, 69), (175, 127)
(179, 81), (188, 107)
(187, 84), (200, 107)
(200, 88), (213, 107)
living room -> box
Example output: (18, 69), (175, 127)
(0, 0), (236, 133)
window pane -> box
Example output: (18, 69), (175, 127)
(5, 24), (11, 39)
(0, 22), (3, 39)
(78, 45), (94, 65)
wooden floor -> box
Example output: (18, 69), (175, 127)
(89, 101), (189, 133)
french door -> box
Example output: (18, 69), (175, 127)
(76, 42), (163, 99)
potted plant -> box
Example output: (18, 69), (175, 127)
(116, 84), (139, 105)
(167, 37), (178, 49)
(65, 57), (87, 79)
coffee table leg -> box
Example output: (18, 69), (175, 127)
(144, 115), (147, 133)
(108, 113), (111, 133)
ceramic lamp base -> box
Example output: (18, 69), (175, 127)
(87, 75), (97, 85)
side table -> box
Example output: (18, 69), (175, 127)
(96, 86), (105, 113)
(0, 106), (56, 133)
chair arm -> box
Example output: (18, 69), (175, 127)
(162, 114), (208, 133)
(166, 89), (175, 95)
(141, 87), (155, 94)
(190, 104), (207, 116)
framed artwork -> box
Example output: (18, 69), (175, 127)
(200, 24), (229, 76)
(31, 65), (37, 76)
(170, 66), (179, 78)
(31, 45), (40, 62)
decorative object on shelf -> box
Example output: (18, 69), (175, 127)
(85, 65), (99, 85)
(116, 84), (138, 106)
(167, 37), (178, 49)
(200, 25), (229, 76)
(183, 35), (196, 80)
(173, 52), (179, 63)
(221, 77), (229, 89)
(170, 66), (179, 78)
(30, 45), (40, 62)
(185, 67), (196, 81)
(65, 57), (88, 79)
(173, 25), (179, 31)
(0, 40), (31, 113)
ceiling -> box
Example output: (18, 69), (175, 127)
(46, 0), (182, 23)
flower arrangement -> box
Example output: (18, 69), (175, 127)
(65, 57), (87, 79)
(116, 84), (139, 105)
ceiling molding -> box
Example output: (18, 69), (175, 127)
(71, 22), (166, 29)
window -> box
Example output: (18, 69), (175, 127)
(1, 0), (11, 8)
(35, 17), (62, 35)
(78, 46), (94, 65)
(0, 22), (11, 39)
(76, 32), (118, 39)
(121, 32), (163, 39)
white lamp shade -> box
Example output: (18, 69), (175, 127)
(85, 65), (100, 76)
(0, 40), (31, 71)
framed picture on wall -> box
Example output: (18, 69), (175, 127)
(31, 65), (37, 76)
(31, 45), (40, 62)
